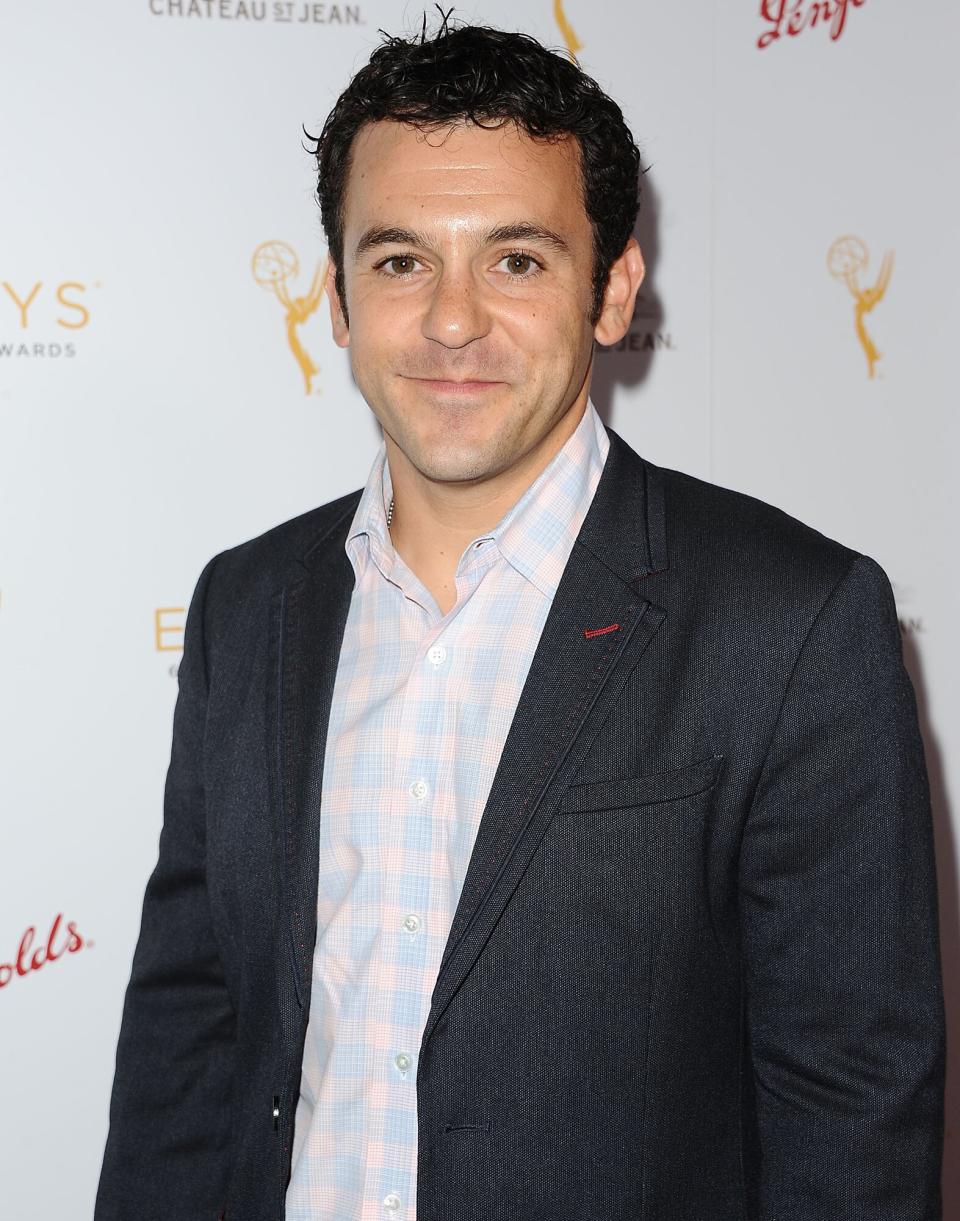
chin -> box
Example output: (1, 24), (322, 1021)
(407, 435), (512, 485)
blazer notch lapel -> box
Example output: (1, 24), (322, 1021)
(275, 537), (354, 1028)
(424, 547), (667, 1049)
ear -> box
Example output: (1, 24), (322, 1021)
(326, 259), (349, 347)
(593, 238), (645, 347)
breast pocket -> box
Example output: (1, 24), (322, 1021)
(557, 754), (724, 815)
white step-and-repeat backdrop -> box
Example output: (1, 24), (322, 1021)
(2, 2), (957, 1216)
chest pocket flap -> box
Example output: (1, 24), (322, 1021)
(558, 754), (724, 815)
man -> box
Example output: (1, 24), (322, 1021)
(96, 20), (944, 1221)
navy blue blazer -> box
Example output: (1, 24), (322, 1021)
(96, 429), (944, 1220)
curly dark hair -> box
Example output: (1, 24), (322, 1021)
(307, 15), (641, 324)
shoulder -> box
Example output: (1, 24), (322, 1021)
(655, 461), (858, 574)
(192, 488), (361, 630)
(656, 459), (897, 621)
(613, 453), (904, 701)
(220, 488), (361, 577)
(605, 432), (894, 635)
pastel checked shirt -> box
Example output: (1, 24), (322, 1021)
(285, 402), (610, 1220)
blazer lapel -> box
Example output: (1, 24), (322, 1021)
(275, 503), (357, 1027)
(423, 433), (669, 1049)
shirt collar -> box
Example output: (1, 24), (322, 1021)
(345, 441), (396, 581)
(492, 400), (609, 598)
(345, 400), (609, 599)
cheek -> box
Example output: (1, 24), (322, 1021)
(348, 277), (416, 331)
(509, 301), (590, 370)
(348, 309), (406, 369)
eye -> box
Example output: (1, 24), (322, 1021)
(497, 251), (543, 279)
(375, 253), (422, 277)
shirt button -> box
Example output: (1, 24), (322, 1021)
(394, 1051), (413, 1074)
(427, 644), (447, 666)
(409, 778), (429, 800)
(383, 1194), (401, 1212)
(402, 913), (422, 934)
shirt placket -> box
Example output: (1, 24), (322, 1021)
(356, 557), (441, 1219)
(366, 547), (499, 1220)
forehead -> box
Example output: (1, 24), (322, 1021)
(342, 120), (588, 239)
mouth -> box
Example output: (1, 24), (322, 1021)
(404, 376), (504, 395)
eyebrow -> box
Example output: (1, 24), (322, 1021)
(485, 223), (571, 255)
(353, 222), (572, 260)
(354, 226), (432, 258)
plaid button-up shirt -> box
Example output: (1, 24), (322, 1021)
(286, 402), (609, 1220)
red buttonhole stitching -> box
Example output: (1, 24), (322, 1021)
(583, 623), (620, 639)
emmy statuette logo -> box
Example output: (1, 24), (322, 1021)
(553, 0), (583, 58)
(252, 240), (327, 394)
(827, 236), (893, 379)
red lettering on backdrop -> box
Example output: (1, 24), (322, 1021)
(758, 0), (867, 50)
(0, 913), (87, 990)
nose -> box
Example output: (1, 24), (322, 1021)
(420, 266), (490, 349)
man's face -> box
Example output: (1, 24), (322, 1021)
(329, 119), (628, 488)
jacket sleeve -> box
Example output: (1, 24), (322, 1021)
(95, 555), (236, 1221)
(739, 554), (945, 1218)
